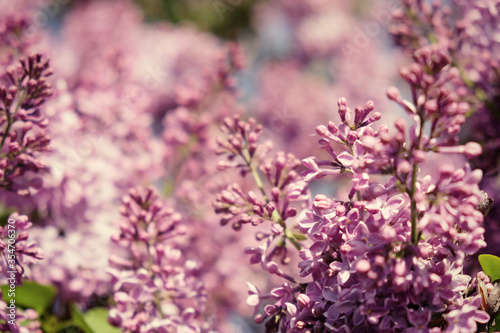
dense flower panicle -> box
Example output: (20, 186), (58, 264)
(0, 53), (52, 195)
(254, 111), (487, 332)
(390, 0), (500, 101)
(390, 0), (500, 263)
(0, 214), (43, 330)
(214, 115), (310, 282)
(109, 186), (214, 332)
(0, 212), (43, 285)
(246, 43), (489, 330)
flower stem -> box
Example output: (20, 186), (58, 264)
(0, 109), (12, 151)
(410, 162), (419, 245)
(410, 114), (424, 245)
(0, 88), (25, 151)
(242, 148), (286, 228)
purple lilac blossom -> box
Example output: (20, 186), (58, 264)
(214, 114), (310, 282)
(241, 45), (490, 332)
(389, 0), (500, 277)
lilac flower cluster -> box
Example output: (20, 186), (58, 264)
(0, 10), (52, 195)
(389, 0), (500, 275)
(0, 213), (43, 333)
(214, 115), (310, 281)
(109, 186), (213, 332)
(0, 213), (44, 285)
(0, 52), (52, 195)
(0, 11), (49, 333)
(239, 45), (491, 332)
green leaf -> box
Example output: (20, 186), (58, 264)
(82, 308), (121, 333)
(1, 281), (56, 314)
(70, 303), (94, 333)
(42, 318), (79, 333)
(479, 254), (500, 282)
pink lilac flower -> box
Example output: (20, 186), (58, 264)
(244, 45), (489, 331)
(214, 115), (310, 282)
(0, 213), (43, 285)
(0, 213), (43, 333)
(0, 4), (254, 327)
(389, 0), (500, 268)
(108, 186), (214, 332)
(0, 52), (52, 195)
(445, 295), (490, 332)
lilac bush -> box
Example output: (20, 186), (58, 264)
(234, 46), (490, 331)
(0, 7), (48, 332)
(0, 0), (499, 332)
(390, 0), (500, 264)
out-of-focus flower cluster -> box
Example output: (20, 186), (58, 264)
(0, 213), (43, 285)
(0, 9), (49, 332)
(108, 187), (213, 333)
(0, 213), (43, 333)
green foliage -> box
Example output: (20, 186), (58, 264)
(479, 254), (500, 282)
(41, 304), (119, 333)
(1, 282), (117, 333)
(135, 0), (258, 39)
(70, 304), (94, 333)
(1, 281), (56, 314)
(74, 306), (121, 333)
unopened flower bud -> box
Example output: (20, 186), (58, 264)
(297, 294), (311, 308)
(387, 86), (401, 101)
